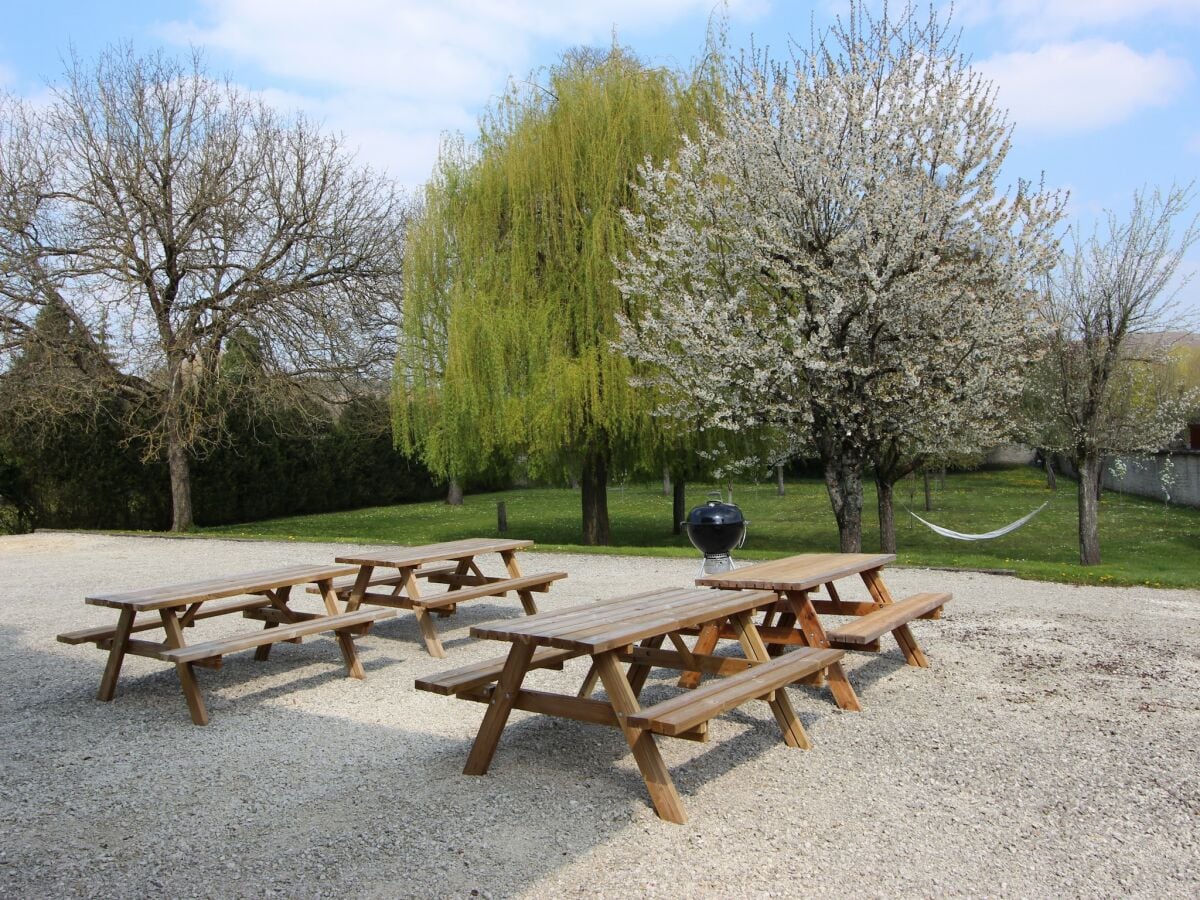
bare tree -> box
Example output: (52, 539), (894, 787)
(0, 47), (406, 530)
(1037, 184), (1199, 565)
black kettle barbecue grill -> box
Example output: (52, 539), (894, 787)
(683, 493), (747, 575)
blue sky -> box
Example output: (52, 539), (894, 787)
(3, 0), (1198, 311)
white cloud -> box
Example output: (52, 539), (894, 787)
(976, 40), (1192, 134)
(158, 0), (760, 187)
(956, 0), (1200, 39)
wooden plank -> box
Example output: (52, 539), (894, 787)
(415, 646), (582, 695)
(595, 652), (688, 824)
(418, 572), (566, 610)
(336, 538), (535, 570)
(677, 622), (720, 689)
(452, 686), (710, 742)
(782, 591), (861, 713)
(160, 609), (208, 726)
(86, 564), (361, 611)
(58, 596), (272, 644)
(626, 648), (843, 737)
(463, 643), (535, 776)
(157, 608), (395, 664)
(729, 611), (810, 749)
(696, 553), (896, 592)
(825, 592), (951, 644)
(471, 588), (777, 653)
(96, 609), (134, 702)
(470, 587), (703, 644)
(307, 563), (458, 597)
(471, 587), (701, 641)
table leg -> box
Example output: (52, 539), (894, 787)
(729, 611), (810, 749)
(344, 564), (375, 613)
(97, 608), (135, 702)
(464, 642), (535, 776)
(594, 652), (687, 825)
(400, 566), (446, 657)
(861, 568), (929, 668)
(577, 661), (600, 698)
(255, 586), (296, 662)
(501, 550), (538, 615)
(783, 590), (861, 713)
(627, 635), (666, 699)
(318, 579), (366, 678)
(159, 609), (209, 726)
(678, 622), (720, 689)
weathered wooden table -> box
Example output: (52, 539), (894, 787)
(57, 563), (396, 725)
(694, 553), (951, 691)
(416, 585), (851, 824)
(334, 538), (566, 657)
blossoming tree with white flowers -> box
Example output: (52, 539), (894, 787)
(617, 0), (1063, 551)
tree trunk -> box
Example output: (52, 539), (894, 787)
(923, 469), (932, 511)
(672, 478), (686, 535)
(662, 465), (671, 497)
(1044, 455), (1057, 490)
(167, 428), (194, 532)
(1077, 454), (1102, 565)
(580, 452), (611, 546)
(823, 459), (863, 552)
(446, 478), (463, 506)
(876, 476), (896, 553)
(776, 463), (785, 497)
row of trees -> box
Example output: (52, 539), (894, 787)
(395, 2), (1197, 564)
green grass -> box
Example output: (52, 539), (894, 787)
(199, 465), (1200, 589)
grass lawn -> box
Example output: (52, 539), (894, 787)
(200, 465), (1200, 589)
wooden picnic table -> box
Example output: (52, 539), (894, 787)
(334, 538), (565, 658)
(694, 553), (951, 677)
(57, 563), (397, 725)
(416, 585), (855, 824)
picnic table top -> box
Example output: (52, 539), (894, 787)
(85, 563), (361, 611)
(335, 537), (535, 569)
(695, 552), (896, 592)
(471, 586), (777, 654)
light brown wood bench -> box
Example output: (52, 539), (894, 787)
(416, 571), (567, 610)
(826, 591), (951, 666)
(305, 562), (459, 601)
(625, 647), (844, 740)
(415, 646), (580, 695)
(157, 608), (394, 665)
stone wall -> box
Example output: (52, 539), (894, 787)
(1052, 452), (1200, 509)
(1102, 452), (1200, 508)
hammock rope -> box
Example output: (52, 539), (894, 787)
(905, 501), (1051, 541)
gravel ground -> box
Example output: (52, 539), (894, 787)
(1, 531), (1197, 899)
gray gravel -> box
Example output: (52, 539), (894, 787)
(1, 531), (1197, 899)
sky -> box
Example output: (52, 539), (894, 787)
(2, 0), (1198, 313)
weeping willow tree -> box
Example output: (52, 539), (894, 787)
(395, 45), (720, 544)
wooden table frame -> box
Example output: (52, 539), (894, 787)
(59, 564), (394, 725)
(694, 553), (946, 678)
(419, 586), (858, 824)
(336, 538), (563, 658)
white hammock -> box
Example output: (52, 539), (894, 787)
(906, 501), (1051, 541)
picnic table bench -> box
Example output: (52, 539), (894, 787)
(334, 538), (565, 657)
(417, 585), (857, 824)
(58, 563), (396, 725)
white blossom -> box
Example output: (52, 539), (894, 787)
(616, 1), (1063, 549)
